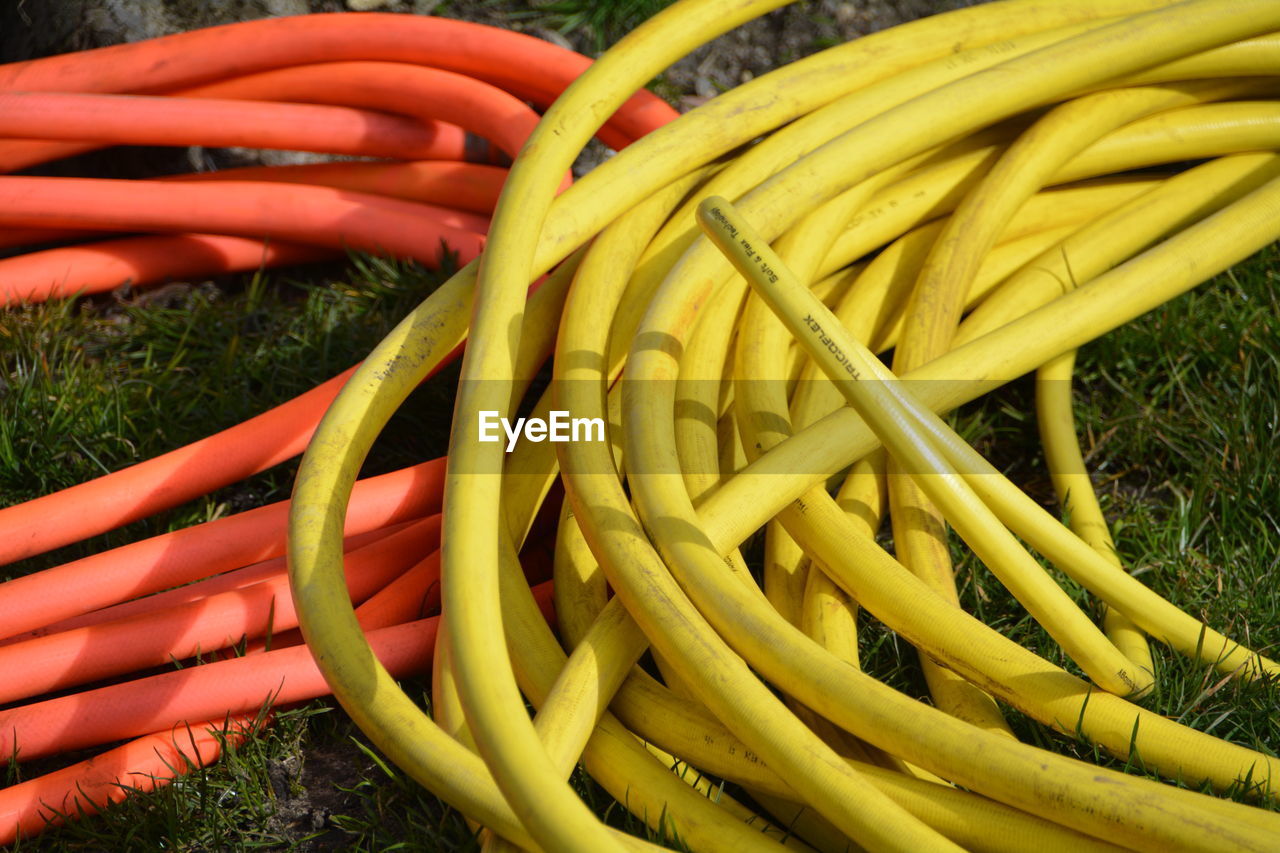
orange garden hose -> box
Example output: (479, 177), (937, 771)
(0, 90), (457, 160)
(0, 61), (552, 168)
(0, 178), (489, 260)
(0, 157), (509, 249)
(0, 516), (441, 704)
(0, 457), (447, 636)
(0, 14), (667, 147)
(0, 716), (254, 846)
(0, 579), (557, 846)
(0, 581), (558, 767)
(0, 521), (417, 643)
(0, 13), (675, 843)
(171, 159), (511, 212)
(0, 10), (673, 558)
(0, 234), (335, 301)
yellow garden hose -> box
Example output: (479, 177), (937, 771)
(882, 77), (1268, 713)
(695, 194), (1280, 844)
(286, 0), (1280, 849)
(1037, 350), (1157, 672)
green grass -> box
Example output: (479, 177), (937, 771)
(509, 0), (678, 53)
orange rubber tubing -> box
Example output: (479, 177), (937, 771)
(355, 549), (444, 630)
(0, 457), (446, 640)
(0, 13), (677, 843)
(172, 160), (510, 213)
(0, 62), (554, 245)
(0, 121), (462, 175)
(0, 715), (253, 846)
(0, 233), (335, 300)
(0, 366), (356, 566)
(255, 535), (556, 654)
(0, 516), (441, 705)
(180, 62), (541, 162)
(0, 14), (673, 149)
(0, 62), (545, 173)
(0, 25), (660, 172)
(0, 521), (418, 645)
(0, 16), (676, 567)
(0, 517), (555, 845)
(351, 529), (556, 634)
(0, 582), (556, 765)
(0, 160), (507, 254)
(0, 178), (488, 260)
(0, 89), (455, 161)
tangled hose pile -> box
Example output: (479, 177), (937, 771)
(2, 0), (1279, 849)
(0, 14), (670, 843)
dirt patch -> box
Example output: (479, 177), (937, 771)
(661, 0), (954, 106)
(261, 738), (375, 850)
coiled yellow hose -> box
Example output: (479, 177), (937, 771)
(289, 0), (1280, 849)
